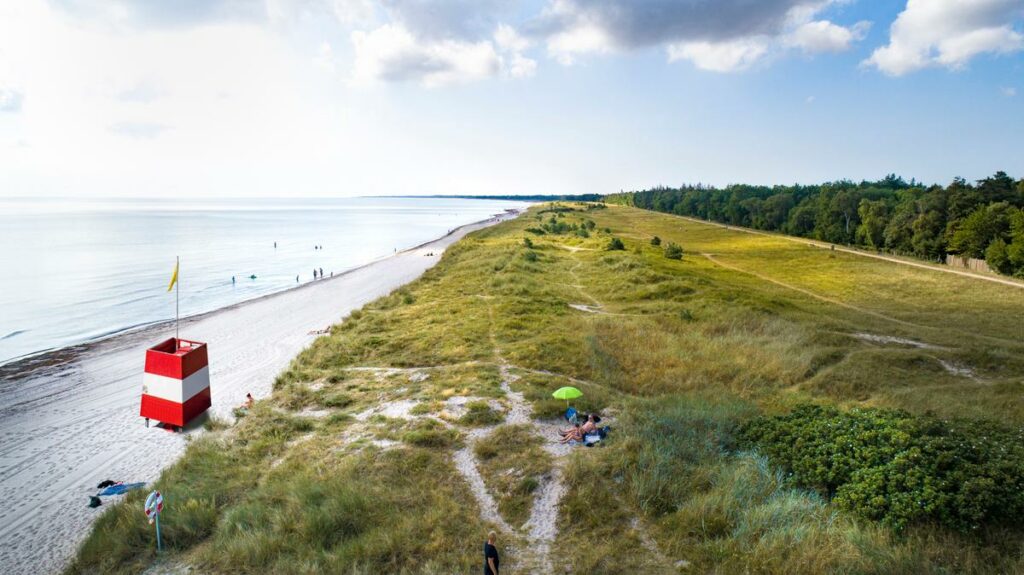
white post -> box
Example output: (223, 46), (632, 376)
(175, 256), (179, 341)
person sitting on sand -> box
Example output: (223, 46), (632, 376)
(560, 413), (599, 444)
(560, 413), (598, 436)
(242, 393), (254, 410)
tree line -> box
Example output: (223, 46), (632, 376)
(605, 172), (1024, 277)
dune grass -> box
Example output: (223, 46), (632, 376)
(68, 203), (1024, 574)
(474, 424), (553, 528)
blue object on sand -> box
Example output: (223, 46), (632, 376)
(99, 482), (146, 496)
(565, 407), (578, 424)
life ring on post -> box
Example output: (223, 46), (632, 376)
(144, 490), (164, 524)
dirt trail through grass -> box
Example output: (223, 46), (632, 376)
(670, 212), (1024, 289)
(702, 252), (923, 329)
(702, 252), (1022, 348)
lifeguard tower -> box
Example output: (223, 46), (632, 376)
(140, 338), (211, 430)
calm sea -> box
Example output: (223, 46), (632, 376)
(0, 197), (528, 365)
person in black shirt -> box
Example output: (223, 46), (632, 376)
(484, 530), (499, 575)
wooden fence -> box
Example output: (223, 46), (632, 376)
(945, 255), (992, 274)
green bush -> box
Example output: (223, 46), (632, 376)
(606, 237), (625, 251)
(523, 250), (539, 262)
(523, 237), (533, 248)
(664, 242), (684, 260)
(740, 405), (1024, 532)
(650, 236), (662, 246)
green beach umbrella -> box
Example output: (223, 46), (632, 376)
(552, 386), (583, 408)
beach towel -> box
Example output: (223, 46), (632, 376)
(99, 482), (146, 496)
(583, 433), (601, 445)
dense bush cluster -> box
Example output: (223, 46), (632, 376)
(664, 242), (683, 260)
(607, 172), (1024, 277)
(531, 213), (598, 236)
(740, 405), (1024, 532)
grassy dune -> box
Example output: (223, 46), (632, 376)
(69, 204), (1024, 574)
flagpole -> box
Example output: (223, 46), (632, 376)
(175, 256), (179, 342)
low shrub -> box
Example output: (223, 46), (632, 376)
(740, 404), (1024, 532)
(664, 242), (684, 260)
(650, 236), (661, 246)
(606, 237), (625, 251)
(458, 400), (505, 426)
(402, 419), (460, 448)
(321, 392), (353, 408)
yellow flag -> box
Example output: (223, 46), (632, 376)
(167, 259), (179, 292)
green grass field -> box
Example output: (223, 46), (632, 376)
(68, 203), (1024, 574)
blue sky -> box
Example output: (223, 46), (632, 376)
(0, 0), (1022, 197)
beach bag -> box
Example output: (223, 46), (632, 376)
(565, 407), (578, 425)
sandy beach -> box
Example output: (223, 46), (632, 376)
(0, 212), (517, 575)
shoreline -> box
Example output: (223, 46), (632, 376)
(0, 210), (520, 575)
(0, 213), (514, 380)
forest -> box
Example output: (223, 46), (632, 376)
(606, 172), (1024, 277)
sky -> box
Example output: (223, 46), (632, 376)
(0, 0), (1022, 198)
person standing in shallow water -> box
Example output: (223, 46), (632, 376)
(484, 531), (499, 575)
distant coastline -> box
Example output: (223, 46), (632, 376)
(382, 194), (604, 202)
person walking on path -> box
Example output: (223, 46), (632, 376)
(483, 531), (499, 575)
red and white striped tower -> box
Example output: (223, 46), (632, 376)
(140, 338), (211, 428)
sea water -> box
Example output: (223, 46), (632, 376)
(0, 197), (529, 365)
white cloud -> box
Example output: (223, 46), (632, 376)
(313, 41), (336, 72)
(115, 82), (163, 103)
(786, 20), (871, 53)
(546, 22), (614, 65)
(109, 121), (169, 139)
(331, 0), (376, 25)
(535, 0), (868, 72)
(0, 0), (346, 195)
(0, 89), (23, 112)
(494, 23), (538, 77)
(495, 23), (531, 52)
(865, 0), (1024, 76)
(667, 38), (770, 72)
(349, 20), (537, 86)
(351, 24), (501, 87)
(1004, 86), (1018, 96)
